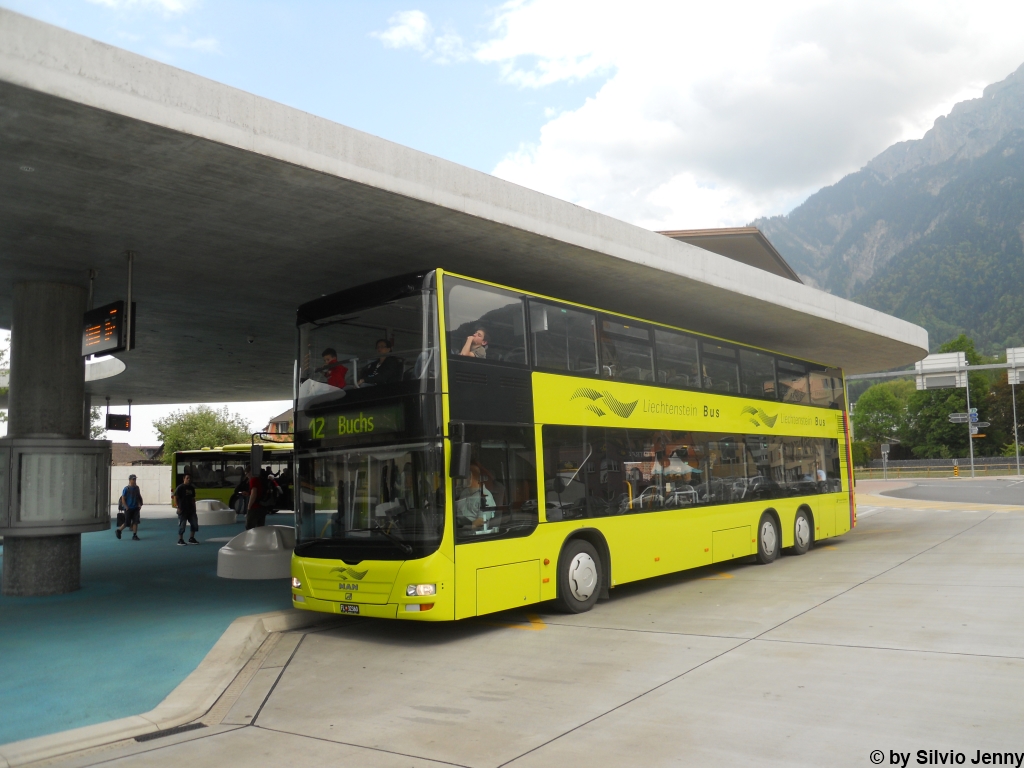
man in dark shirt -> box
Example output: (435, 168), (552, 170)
(358, 339), (403, 385)
(175, 473), (199, 546)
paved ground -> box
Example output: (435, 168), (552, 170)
(0, 514), (293, 745)
(47, 495), (1024, 768)
(881, 477), (1024, 506)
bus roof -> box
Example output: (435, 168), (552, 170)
(177, 443), (293, 454)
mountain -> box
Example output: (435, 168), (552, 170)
(753, 63), (1024, 353)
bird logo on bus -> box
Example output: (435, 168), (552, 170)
(571, 387), (639, 418)
(741, 405), (779, 428)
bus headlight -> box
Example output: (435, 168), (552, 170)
(291, 577), (302, 589)
(406, 584), (435, 597)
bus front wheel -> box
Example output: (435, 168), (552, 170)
(790, 510), (812, 556)
(756, 513), (780, 565)
(556, 539), (601, 614)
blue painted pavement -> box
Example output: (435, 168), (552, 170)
(0, 514), (294, 745)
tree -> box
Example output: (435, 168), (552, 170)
(903, 334), (999, 458)
(852, 379), (914, 444)
(986, 372), (1024, 452)
(89, 406), (106, 439)
(154, 406), (251, 463)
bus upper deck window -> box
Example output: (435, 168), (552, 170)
(445, 279), (527, 364)
(700, 341), (740, 394)
(778, 360), (810, 404)
(739, 349), (777, 400)
(530, 301), (598, 374)
(655, 329), (700, 389)
(809, 368), (842, 408)
(600, 319), (653, 382)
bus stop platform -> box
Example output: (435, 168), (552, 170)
(3, 487), (1022, 767)
(0, 512), (300, 750)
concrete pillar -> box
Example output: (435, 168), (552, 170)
(2, 535), (81, 596)
(8, 283), (86, 438)
(3, 282), (87, 597)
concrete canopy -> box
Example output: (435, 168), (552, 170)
(0, 10), (928, 406)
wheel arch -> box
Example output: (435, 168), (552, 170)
(560, 528), (612, 600)
(761, 507), (782, 537)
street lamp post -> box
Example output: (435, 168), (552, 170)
(964, 363), (975, 478)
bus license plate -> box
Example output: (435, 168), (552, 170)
(340, 604), (359, 614)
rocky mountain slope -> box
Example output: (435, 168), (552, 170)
(753, 63), (1024, 353)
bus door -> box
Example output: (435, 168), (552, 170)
(451, 424), (540, 618)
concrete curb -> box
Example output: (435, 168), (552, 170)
(0, 608), (335, 768)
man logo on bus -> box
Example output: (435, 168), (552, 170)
(741, 405), (779, 428)
(330, 566), (369, 580)
(571, 387), (639, 419)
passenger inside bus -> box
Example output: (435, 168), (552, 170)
(459, 328), (488, 358)
(320, 348), (349, 387)
(358, 339), (403, 385)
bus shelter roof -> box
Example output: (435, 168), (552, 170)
(0, 10), (928, 405)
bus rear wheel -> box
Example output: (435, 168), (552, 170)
(790, 510), (812, 555)
(756, 513), (780, 565)
(556, 539), (601, 614)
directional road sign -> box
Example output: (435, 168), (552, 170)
(948, 413), (970, 423)
(970, 426), (980, 435)
(975, 421), (990, 429)
(970, 413), (979, 423)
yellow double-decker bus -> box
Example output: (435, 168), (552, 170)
(290, 270), (854, 620)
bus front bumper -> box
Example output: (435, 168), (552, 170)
(291, 553), (454, 621)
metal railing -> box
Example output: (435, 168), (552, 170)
(855, 464), (1022, 480)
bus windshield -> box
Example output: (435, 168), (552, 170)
(295, 442), (444, 560)
(297, 287), (437, 411)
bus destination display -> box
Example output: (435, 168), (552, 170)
(308, 403), (405, 441)
(82, 301), (135, 356)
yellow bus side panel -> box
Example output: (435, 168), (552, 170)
(477, 560), (540, 616)
(712, 526), (752, 563)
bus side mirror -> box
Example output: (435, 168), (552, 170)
(450, 442), (472, 479)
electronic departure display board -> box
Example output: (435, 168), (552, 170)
(106, 414), (131, 431)
(82, 301), (135, 356)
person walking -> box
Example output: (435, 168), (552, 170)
(175, 472), (199, 546)
(245, 466), (267, 530)
(116, 474), (143, 541)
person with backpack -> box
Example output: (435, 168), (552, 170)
(175, 472), (199, 546)
(116, 474), (143, 541)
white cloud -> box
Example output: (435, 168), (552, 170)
(478, 0), (1024, 229)
(373, 10), (468, 63)
(375, 10), (433, 51)
(87, 0), (196, 14)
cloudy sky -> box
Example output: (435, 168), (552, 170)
(4, 0), (1024, 442)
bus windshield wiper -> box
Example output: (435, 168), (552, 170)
(348, 525), (413, 554)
